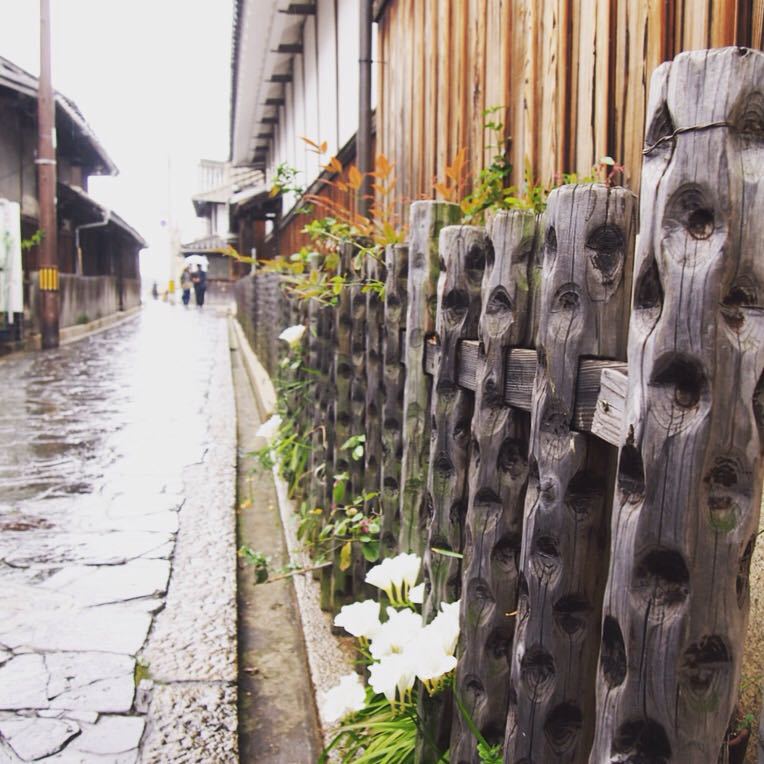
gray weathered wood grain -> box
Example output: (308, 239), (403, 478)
(450, 210), (539, 763)
(424, 341), (628, 447)
(330, 242), (355, 610)
(590, 47), (764, 763)
(506, 183), (636, 764)
(381, 244), (408, 556)
(399, 201), (461, 554)
(418, 225), (487, 763)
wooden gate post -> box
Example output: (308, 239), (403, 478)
(365, 253), (384, 521)
(590, 47), (764, 762)
(450, 210), (539, 762)
(506, 184), (636, 763)
(399, 201), (461, 554)
(381, 244), (408, 556)
(418, 225), (487, 762)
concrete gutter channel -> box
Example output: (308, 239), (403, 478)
(229, 319), (355, 763)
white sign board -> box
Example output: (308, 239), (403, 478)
(0, 199), (23, 321)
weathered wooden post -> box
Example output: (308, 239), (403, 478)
(307, 256), (325, 521)
(590, 47), (764, 762)
(330, 242), (355, 610)
(365, 252), (385, 545)
(350, 247), (368, 594)
(320, 294), (337, 611)
(450, 210), (539, 762)
(381, 244), (408, 556)
(418, 225), (487, 762)
(399, 201), (461, 554)
(506, 183), (636, 764)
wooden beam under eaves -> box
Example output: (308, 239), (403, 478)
(279, 4), (316, 15)
(272, 43), (302, 54)
(268, 74), (292, 83)
(257, 133), (274, 140)
(265, 98), (285, 106)
(261, 117), (278, 124)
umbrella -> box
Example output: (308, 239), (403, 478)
(185, 254), (209, 271)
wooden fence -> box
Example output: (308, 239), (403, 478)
(237, 47), (764, 763)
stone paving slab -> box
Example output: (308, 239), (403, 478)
(0, 305), (238, 763)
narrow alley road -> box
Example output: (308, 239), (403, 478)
(0, 303), (238, 763)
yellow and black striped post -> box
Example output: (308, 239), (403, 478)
(38, 266), (59, 292)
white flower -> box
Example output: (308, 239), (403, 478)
(426, 599), (461, 656)
(278, 324), (306, 347)
(321, 672), (366, 723)
(368, 653), (416, 705)
(365, 553), (422, 605)
(369, 606), (423, 660)
(334, 599), (382, 641)
(409, 583), (424, 604)
(409, 643), (457, 683)
(255, 414), (282, 441)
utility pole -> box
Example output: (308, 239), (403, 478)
(37, 0), (59, 348)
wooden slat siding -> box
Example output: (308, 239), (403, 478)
(470, 0), (486, 177)
(414, 0), (425, 198)
(436, 0), (451, 193)
(539, 0), (560, 184)
(419, 225), (487, 763)
(755, 0), (764, 46)
(460, 0), (471, 172)
(450, 211), (538, 763)
(484, 0), (502, 170)
(592, 48), (764, 761)
(427, 0), (438, 196)
(524, 0), (540, 187)
(506, 184), (637, 764)
(592, 0), (611, 166)
(381, 244), (409, 556)
(711, 0), (737, 43)
(399, 201), (461, 555)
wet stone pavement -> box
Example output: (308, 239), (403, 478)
(0, 303), (238, 762)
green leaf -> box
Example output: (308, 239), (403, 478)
(339, 541), (352, 571)
(431, 547), (463, 559)
(362, 540), (380, 562)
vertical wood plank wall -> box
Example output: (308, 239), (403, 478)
(376, 0), (764, 198)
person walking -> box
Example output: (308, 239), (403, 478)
(191, 265), (207, 308)
(180, 268), (192, 307)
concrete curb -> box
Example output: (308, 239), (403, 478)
(229, 316), (277, 420)
(229, 316), (355, 745)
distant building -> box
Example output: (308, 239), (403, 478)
(0, 56), (146, 351)
(228, 0), (365, 263)
(180, 159), (263, 303)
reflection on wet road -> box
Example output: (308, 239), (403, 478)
(0, 302), (232, 762)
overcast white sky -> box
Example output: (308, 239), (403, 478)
(0, 1), (233, 282)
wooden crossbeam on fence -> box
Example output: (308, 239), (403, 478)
(423, 340), (628, 447)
